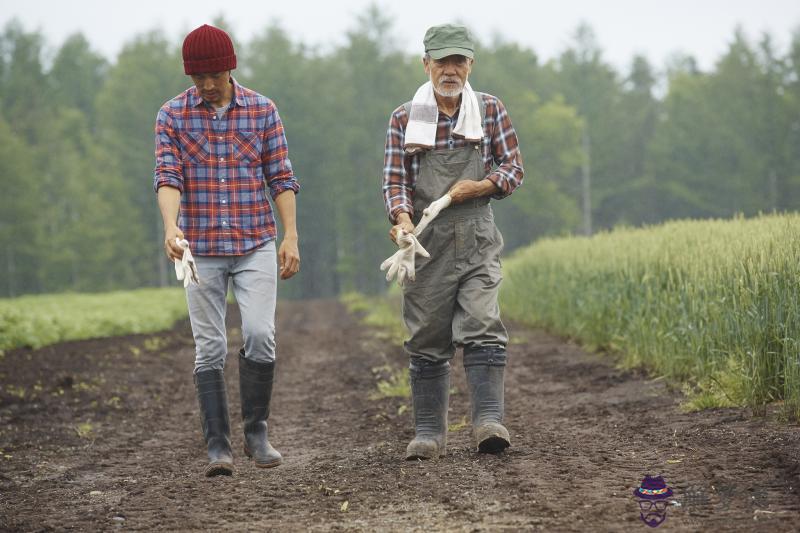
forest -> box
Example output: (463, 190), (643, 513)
(1, 8), (798, 299)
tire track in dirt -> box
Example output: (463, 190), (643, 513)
(1, 299), (799, 531)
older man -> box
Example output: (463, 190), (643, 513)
(382, 24), (524, 459)
(154, 24), (299, 476)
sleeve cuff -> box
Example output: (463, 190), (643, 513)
(486, 173), (511, 200)
(154, 176), (184, 194)
(268, 179), (300, 200)
(389, 206), (413, 224)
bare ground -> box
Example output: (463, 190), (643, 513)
(1, 299), (799, 531)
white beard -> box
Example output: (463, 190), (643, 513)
(431, 74), (465, 97)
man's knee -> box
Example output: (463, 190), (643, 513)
(242, 326), (276, 363)
(463, 345), (507, 367)
(194, 348), (227, 374)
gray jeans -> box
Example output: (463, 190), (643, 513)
(186, 241), (277, 373)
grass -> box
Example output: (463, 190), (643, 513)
(0, 288), (188, 354)
(342, 290), (411, 399)
(500, 213), (800, 418)
(369, 365), (411, 400)
(340, 290), (406, 345)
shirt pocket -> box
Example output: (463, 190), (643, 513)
(179, 131), (210, 164)
(232, 131), (263, 164)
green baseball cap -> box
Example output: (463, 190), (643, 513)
(423, 24), (475, 60)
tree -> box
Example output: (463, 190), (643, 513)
(549, 24), (625, 233)
(0, 116), (38, 296)
(49, 33), (108, 125)
(95, 31), (186, 287)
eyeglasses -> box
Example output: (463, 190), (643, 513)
(638, 500), (668, 512)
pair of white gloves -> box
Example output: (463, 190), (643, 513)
(174, 238), (200, 288)
(380, 194), (452, 285)
(175, 194), (452, 288)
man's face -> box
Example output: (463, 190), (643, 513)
(424, 55), (473, 97)
(637, 499), (668, 528)
(190, 71), (231, 106)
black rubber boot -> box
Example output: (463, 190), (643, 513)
(194, 369), (234, 476)
(464, 347), (510, 454)
(239, 349), (282, 468)
(406, 359), (449, 460)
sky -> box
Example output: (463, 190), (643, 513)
(2, 0), (799, 72)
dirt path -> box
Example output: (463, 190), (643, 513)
(1, 299), (799, 531)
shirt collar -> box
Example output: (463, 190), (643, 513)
(188, 77), (247, 108)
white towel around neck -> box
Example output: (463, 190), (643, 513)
(404, 81), (483, 153)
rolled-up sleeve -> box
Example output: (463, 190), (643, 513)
(263, 104), (300, 199)
(382, 107), (414, 223)
(153, 106), (184, 193)
(486, 97), (524, 199)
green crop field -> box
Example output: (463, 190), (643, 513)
(501, 214), (800, 417)
(0, 288), (188, 354)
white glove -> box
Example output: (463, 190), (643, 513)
(380, 230), (430, 286)
(413, 193), (452, 237)
(174, 238), (200, 288)
(379, 193), (451, 286)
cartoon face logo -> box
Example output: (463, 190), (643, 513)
(633, 475), (673, 528)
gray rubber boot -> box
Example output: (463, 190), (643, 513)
(464, 347), (510, 453)
(406, 359), (450, 460)
(194, 369), (234, 476)
(239, 349), (282, 468)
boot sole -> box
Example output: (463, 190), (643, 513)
(205, 462), (234, 477)
(478, 436), (511, 454)
(254, 460), (281, 468)
(405, 453), (447, 460)
(474, 423), (511, 454)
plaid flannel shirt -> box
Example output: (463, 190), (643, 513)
(382, 92), (523, 223)
(154, 79), (299, 256)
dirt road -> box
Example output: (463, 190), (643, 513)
(1, 300), (799, 531)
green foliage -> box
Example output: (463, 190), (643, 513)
(370, 367), (410, 400)
(341, 290), (409, 400)
(341, 290), (405, 344)
(0, 288), (187, 353)
(0, 115), (38, 297)
(1, 12), (799, 301)
(501, 214), (800, 418)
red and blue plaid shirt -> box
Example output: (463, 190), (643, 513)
(382, 93), (523, 223)
(154, 79), (299, 256)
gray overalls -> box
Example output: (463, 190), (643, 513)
(401, 96), (509, 364)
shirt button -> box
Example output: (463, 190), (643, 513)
(218, 157), (223, 162)
(213, 116), (217, 120)
(222, 221), (227, 225)
(221, 179), (226, 183)
(221, 200), (227, 204)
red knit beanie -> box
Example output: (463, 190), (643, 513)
(182, 24), (237, 75)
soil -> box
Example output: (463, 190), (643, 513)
(1, 299), (799, 531)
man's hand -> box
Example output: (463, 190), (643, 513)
(164, 226), (185, 261)
(278, 236), (300, 280)
(381, 230), (430, 285)
(390, 212), (415, 243)
(448, 179), (499, 204)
